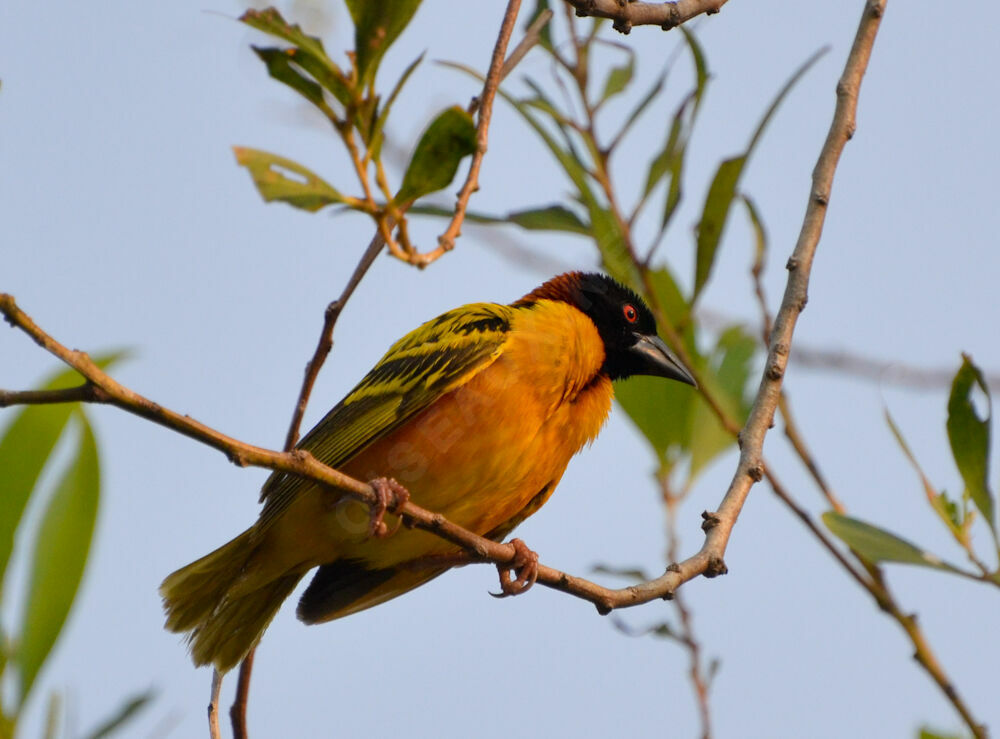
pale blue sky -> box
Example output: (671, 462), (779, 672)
(2, 2), (999, 737)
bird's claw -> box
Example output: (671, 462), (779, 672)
(368, 477), (410, 538)
(491, 538), (539, 597)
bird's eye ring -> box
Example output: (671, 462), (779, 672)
(623, 304), (638, 323)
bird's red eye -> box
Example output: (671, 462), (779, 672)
(623, 304), (638, 323)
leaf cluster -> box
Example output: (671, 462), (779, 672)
(0, 357), (152, 738)
(235, 4), (477, 265)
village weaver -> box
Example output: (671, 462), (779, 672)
(161, 271), (696, 671)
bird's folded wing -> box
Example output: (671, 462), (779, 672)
(256, 303), (514, 528)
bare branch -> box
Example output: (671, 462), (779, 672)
(563, 0), (727, 35)
(283, 232), (387, 449)
(426, 0), (524, 266)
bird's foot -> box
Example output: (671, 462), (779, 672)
(368, 477), (410, 538)
(491, 538), (539, 597)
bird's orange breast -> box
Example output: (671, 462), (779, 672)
(261, 301), (614, 573)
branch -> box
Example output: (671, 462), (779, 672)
(0, 292), (705, 611)
(425, 0), (524, 267)
(563, 0), (727, 35)
(283, 232), (387, 450)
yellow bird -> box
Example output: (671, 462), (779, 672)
(161, 271), (695, 671)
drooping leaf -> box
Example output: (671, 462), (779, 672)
(252, 46), (326, 108)
(822, 512), (961, 572)
(0, 352), (123, 594)
(741, 194), (767, 276)
(886, 408), (966, 539)
(241, 7), (352, 107)
(394, 106), (477, 206)
(17, 413), (101, 707)
(688, 326), (756, 479)
(598, 52), (634, 104)
(615, 269), (698, 467)
(692, 48), (824, 304)
(592, 208), (641, 291)
(409, 203), (590, 235)
(346, 0), (423, 88)
(946, 355), (994, 532)
(525, 0), (554, 52)
(82, 689), (155, 739)
(233, 147), (344, 212)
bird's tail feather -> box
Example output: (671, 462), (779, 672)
(160, 529), (302, 672)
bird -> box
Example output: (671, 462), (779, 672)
(160, 271), (696, 672)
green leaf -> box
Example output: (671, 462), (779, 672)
(688, 326), (756, 479)
(741, 194), (767, 274)
(371, 52), (425, 160)
(598, 52), (634, 104)
(409, 203), (590, 235)
(252, 46), (325, 108)
(346, 0), (423, 88)
(525, 0), (554, 52)
(0, 353), (123, 596)
(918, 727), (967, 739)
(233, 147), (344, 212)
(394, 106), (477, 206)
(82, 689), (155, 739)
(822, 512), (961, 572)
(885, 408), (966, 538)
(692, 48), (824, 304)
(592, 208), (641, 291)
(615, 269), (697, 467)
(17, 413), (100, 707)
(946, 355), (994, 532)
(241, 7), (352, 107)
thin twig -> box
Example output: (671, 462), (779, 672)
(427, 0), (523, 266)
(229, 648), (253, 739)
(283, 232), (387, 450)
(563, 0), (727, 35)
(208, 670), (222, 739)
(0, 384), (98, 407)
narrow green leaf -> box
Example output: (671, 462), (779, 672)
(822, 512), (960, 572)
(17, 414), (100, 707)
(598, 53), (634, 104)
(525, 0), (554, 52)
(0, 353), (123, 594)
(693, 156), (744, 301)
(946, 355), (994, 532)
(688, 326), (755, 479)
(885, 408), (965, 538)
(233, 147), (344, 212)
(616, 269), (698, 466)
(241, 7), (352, 107)
(346, 0), (423, 87)
(82, 689), (155, 739)
(741, 194), (767, 274)
(371, 52), (425, 160)
(692, 49), (824, 303)
(592, 208), (641, 291)
(678, 27), (709, 112)
(394, 106), (477, 206)
(252, 46), (325, 108)
(918, 727), (967, 739)
(409, 203), (590, 235)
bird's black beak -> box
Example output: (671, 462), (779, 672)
(629, 334), (697, 387)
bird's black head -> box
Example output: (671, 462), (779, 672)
(517, 272), (697, 385)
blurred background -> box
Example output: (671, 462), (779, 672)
(2, 1), (998, 737)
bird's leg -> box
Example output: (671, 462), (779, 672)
(367, 477), (410, 538)
(492, 538), (539, 597)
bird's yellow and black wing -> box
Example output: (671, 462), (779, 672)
(256, 303), (514, 528)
